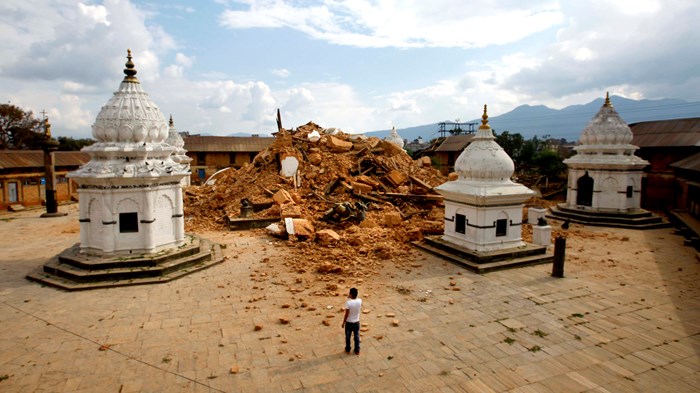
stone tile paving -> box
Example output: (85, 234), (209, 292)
(0, 206), (699, 392)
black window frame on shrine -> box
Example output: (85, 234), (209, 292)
(626, 185), (633, 198)
(496, 219), (507, 237)
(119, 212), (139, 233)
(455, 214), (466, 234)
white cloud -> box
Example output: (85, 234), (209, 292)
(271, 68), (290, 78)
(175, 52), (194, 67)
(0, 0), (174, 85)
(245, 82), (277, 122)
(2, 0), (699, 141)
(219, 0), (564, 49)
(78, 2), (110, 26)
(164, 52), (195, 78)
(0, 0), (177, 137)
(273, 82), (375, 133)
(281, 88), (314, 113)
(505, 0), (700, 102)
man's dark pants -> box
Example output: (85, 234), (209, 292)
(345, 322), (360, 354)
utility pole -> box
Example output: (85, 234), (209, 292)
(40, 117), (66, 218)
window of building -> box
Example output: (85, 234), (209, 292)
(229, 153), (237, 165)
(119, 212), (139, 233)
(455, 214), (466, 234)
(496, 219), (507, 237)
(626, 185), (633, 198)
(196, 153), (206, 165)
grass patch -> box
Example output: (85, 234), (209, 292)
(528, 345), (542, 352)
(571, 313), (585, 318)
(162, 357), (172, 364)
(533, 329), (548, 338)
(0, 374), (9, 382)
(503, 337), (515, 345)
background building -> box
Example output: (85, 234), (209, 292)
(629, 118), (700, 211)
(0, 150), (89, 210)
(183, 135), (274, 184)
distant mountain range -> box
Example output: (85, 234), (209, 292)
(366, 96), (700, 142)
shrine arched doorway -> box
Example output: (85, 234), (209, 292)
(577, 172), (594, 207)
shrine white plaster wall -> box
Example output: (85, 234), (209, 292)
(442, 201), (526, 252)
(565, 168), (644, 212)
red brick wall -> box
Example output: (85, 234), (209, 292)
(206, 153), (230, 168)
(0, 175), (80, 210)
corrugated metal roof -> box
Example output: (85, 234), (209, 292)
(670, 151), (700, 173)
(0, 150), (90, 169)
(630, 118), (700, 147)
(435, 134), (475, 152)
(183, 136), (274, 152)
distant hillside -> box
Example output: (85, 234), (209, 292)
(367, 96), (700, 142)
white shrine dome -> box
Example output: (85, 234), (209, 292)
(92, 50), (169, 144)
(578, 93), (633, 146)
(454, 105), (514, 183)
(166, 115), (192, 167)
(165, 115), (186, 150)
(384, 126), (404, 149)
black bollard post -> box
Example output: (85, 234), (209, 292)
(552, 236), (566, 278)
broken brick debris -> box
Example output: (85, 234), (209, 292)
(184, 121), (447, 277)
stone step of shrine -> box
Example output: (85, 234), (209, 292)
(547, 204), (670, 229)
(412, 236), (553, 274)
(56, 240), (203, 270)
(26, 236), (224, 291)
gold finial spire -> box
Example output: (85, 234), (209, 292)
(603, 91), (612, 108)
(123, 48), (139, 83)
(479, 104), (490, 129)
(44, 117), (52, 138)
(169, 115), (174, 127)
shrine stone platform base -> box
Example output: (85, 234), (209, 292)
(412, 236), (553, 273)
(26, 235), (223, 291)
(548, 203), (670, 229)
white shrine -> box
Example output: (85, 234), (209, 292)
(414, 105), (551, 272)
(384, 126), (404, 149)
(25, 51), (223, 290)
(563, 93), (648, 211)
(550, 93), (665, 228)
(165, 115), (192, 187)
(68, 50), (189, 255)
(435, 105), (533, 251)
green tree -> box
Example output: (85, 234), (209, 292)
(0, 103), (43, 149)
(533, 149), (567, 178)
(494, 131), (525, 162)
(57, 136), (95, 151)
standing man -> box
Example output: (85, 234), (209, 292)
(342, 287), (362, 355)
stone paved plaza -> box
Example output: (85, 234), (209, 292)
(1, 204), (699, 392)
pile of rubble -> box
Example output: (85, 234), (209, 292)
(184, 122), (447, 276)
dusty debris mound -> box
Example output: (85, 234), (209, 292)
(184, 121), (446, 275)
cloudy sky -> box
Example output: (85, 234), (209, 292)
(1, 0), (699, 139)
